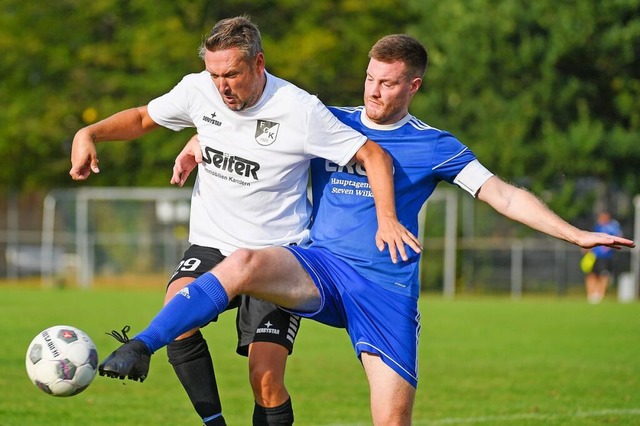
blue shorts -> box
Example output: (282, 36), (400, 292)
(285, 246), (420, 387)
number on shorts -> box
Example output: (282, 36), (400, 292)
(171, 257), (202, 278)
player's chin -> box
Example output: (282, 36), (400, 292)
(365, 104), (386, 120)
(223, 99), (242, 111)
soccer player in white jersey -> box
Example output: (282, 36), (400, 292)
(69, 17), (418, 426)
(96, 34), (634, 424)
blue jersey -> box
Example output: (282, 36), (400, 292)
(310, 106), (478, 299)
(593, 220), (622, 259)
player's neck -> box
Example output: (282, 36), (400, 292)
(361, 109), (411, 130)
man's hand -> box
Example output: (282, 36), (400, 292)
(574, 230), (635, 250)
(171, 135), (202, 187)
(69, 130), (100, 180)
(375, 218), (423, 264)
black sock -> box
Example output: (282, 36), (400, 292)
(167, 331), (226, 425)
(253, 398), (294, 426)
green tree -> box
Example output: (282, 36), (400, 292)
(2, 0), (638, 222)
(0, 0), (207, 190)
(0, 0), (417, 192)
(409, 0), (640, 218)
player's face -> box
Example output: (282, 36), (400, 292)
(364, 58), (421, 125)
(204, 48), (266, 111)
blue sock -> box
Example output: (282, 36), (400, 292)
(134, 273), (229, 353)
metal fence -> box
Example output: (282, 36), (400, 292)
(1, 188), (638, 299)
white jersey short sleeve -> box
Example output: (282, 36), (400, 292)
(148, 71), (367, 254)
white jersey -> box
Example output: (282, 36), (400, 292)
(148, 71), (367, 254)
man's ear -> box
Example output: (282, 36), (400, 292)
(255, 52), (266, 73)
(410, 77), (423, 94)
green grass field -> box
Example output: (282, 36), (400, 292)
(1, 284), (639, 425)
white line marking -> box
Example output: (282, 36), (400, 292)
(319, 408), (640, 426)
(417, 409), (640, 425)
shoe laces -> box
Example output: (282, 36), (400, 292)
(106, 325), (131, 343)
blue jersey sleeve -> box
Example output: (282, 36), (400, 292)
(431, 132), (477, 184)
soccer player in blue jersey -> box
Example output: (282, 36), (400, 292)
(584, 211), (623, 303)
(100, 34), (635, 424)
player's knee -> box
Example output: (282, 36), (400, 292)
(249, 363), (284, 398)
(371, 400), (413, 426)
(375, 411), (411, 426)
(225, 248), (265, 285)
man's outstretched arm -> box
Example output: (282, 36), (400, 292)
(477, 176), (635, 249)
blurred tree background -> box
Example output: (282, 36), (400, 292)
(1, 0), (639, 223)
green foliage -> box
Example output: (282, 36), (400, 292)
(409, 0), (640, 217)
(0, 0), (206, 190)
(260, 0), (419, 104)
(0, 0), (417, 192)
(1, 0), (638, 218)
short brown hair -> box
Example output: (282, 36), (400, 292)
(198, 16), (263, 62)
(369, 34), (428, 79)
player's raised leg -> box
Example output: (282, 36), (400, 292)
(218, 247), (321, 312)
(99, 247), (319, 381)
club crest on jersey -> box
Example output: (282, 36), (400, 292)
(255, 120), (280, 146)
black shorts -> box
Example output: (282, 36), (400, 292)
(169, 244), (300, 356)
(592, 256), (614, 276)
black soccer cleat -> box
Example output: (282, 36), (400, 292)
(99, 326), (151, 382)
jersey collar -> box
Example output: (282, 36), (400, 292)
(359, 109), (412, 131)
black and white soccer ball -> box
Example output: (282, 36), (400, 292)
(25, 325), (99, 397)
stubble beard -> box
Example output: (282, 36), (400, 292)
(365, 99), (390, 124)
(223, 89), (261, 112)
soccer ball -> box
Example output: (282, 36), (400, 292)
(25, 325), (99, 397)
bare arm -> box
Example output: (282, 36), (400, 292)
(170, 134), (202, 187)
(69, 106), (159, 180)
(477, 176), (635, 249)
(353, 140), (422, 263)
